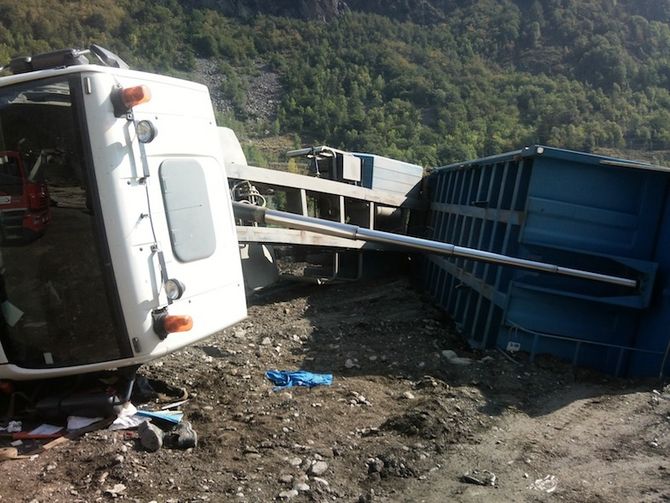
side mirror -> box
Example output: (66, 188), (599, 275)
(89, 45), (129, 70)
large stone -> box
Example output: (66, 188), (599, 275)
(138, 421), (163, 452)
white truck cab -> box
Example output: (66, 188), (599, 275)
(0, 48), (246, 380)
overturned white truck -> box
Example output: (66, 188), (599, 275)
(0, 47), (636, 382)
(0, 47), (247, 380)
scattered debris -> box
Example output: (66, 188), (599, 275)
(0, 447), (18, 462)
(349, 391), (371, 406)
(67, 416), (102, 431)
(160, 399), (189, 410)
(461, 469), (497, 486)
(136, 409), (184, 424)
(28, 424), (63, 436)
(104, 483), (127, 498)
(0, 421), (21, 433)
(265, 370), (333, 390)
(530, 474), (558, 493)
(109, 402), (144, 431)
(441, 350), (472, 366)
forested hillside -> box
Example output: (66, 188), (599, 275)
(2, 0), (670, 166)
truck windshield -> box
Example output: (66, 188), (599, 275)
(0, 77), (128, 368)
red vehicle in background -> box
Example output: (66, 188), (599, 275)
(0, 150), (50, 243)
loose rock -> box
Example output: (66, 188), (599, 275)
(309, 460), (329, 476)
(138, 421), (163, 452)
(367, 457), (384, 474)
(294, 482), (310, 492)
(279, 489), (299, 499)
(441, 350), (457, 359)
(104, 483), (127, 497)
(461, 469), (497, 486)
(312, 477), (329, 487)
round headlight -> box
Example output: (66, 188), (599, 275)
(136, 120), (157, 143)
(165, 278), (185, 301)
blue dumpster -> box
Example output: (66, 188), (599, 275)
(419, 145), (670, 377)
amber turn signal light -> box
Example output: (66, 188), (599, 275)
(163, 315), (193, 333)
(121, 85), (151, 109)
(152, 309), (193, 340)
(112, 84), (151, 117)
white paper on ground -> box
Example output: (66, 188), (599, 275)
(108, 414), (147, 431)
(28, 424), (64, 436)
(109, 402), (144, 431)
(67, 416), (103, 431)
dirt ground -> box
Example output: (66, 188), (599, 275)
(1, 275), (669, 502)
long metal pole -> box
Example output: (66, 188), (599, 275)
(232, 202), (638, 289)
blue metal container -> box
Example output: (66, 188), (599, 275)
(355, 153), (423, 198)
(419, 145), (670, 377)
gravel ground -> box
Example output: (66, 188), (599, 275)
(1, 276), (669, 502)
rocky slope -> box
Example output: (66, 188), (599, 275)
(181, 0), (466, 23)
(184, 0), (349, 21)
